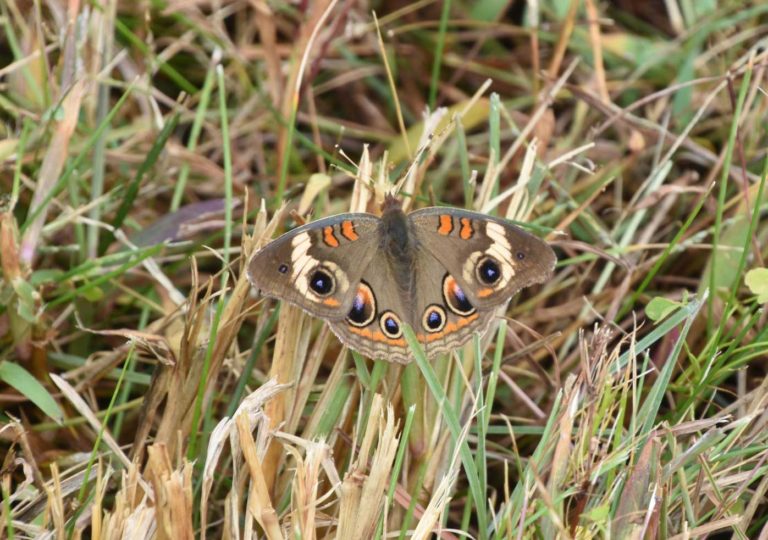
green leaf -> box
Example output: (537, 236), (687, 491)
(0, 361), (63, 423)
(470, 0), (507, 22)
(78, 284), (104, 302)
(108, 110), (181, 247)
(638, 294), (704, 434)
(547, 0), (575, 19)
(645, 296), (682, 323)
(602, 33), (667, 68)
(387, 98), (490, 165)
(29, 269), (64, 286)
(11, 278), (38, 323)
(583, 503), (610, 522)
(745, 268), (768, 303)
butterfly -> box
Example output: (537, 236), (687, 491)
(247, 196), (556, 363)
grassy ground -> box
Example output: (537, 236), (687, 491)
(2, 0), (768, 538)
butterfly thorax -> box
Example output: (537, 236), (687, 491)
(379, 202), (416, 297)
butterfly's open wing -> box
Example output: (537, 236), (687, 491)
(407, 251), (499, 360)
(326, 259), (413, 363)
(408, 207), (556, 310)
(248, 214), (381, 319)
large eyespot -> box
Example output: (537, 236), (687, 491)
(346, 281), (376, 328)
(309, 267), (335, 296)
(422, 305), (446, 333)
(443, 274), (475, 316)
(278, 263), (289, 274)
(476, 256), (501, 285)
(379, 311), (402, 339)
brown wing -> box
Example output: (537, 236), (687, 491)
(408, 207), (556, 310)
(409, 252), (499, 360)
(247, 213), (381, 320)
(327, 260), (412, 363)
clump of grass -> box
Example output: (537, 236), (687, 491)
(2, 1), (768, 538)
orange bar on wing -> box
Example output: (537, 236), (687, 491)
(459, 218), (473, 239)
(418, 312), (479, 342)
(438, 215), (453, 235)
(323, 226), (340, 247)
(341, 220), (359, 241)
(349, 326), (405, 346)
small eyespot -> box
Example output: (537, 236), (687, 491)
(309, 268), (335, 296)
(278, 263), (289, 274)
(443, 274), (475, 316)
(346, 282), (376, 328)
(422, 305), (446, 333)
(379, 311), (402, 339)
(516, 251), (525, 261)
(477, 257), (501, 285)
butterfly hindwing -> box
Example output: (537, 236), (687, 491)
(409, 251), (498, 359)
(327, 260), (412, 363)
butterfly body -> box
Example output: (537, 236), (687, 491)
(248, 197), (556, 363)
(378, 200), (416, 295)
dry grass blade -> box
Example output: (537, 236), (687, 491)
(262, 304), (311, 491)
(200, 380), (288, 536)
(101, 464), (157, 539)
(237, 413), (283, 540)
(337, 396), (399, 539)
(612, 435), (661, 538)
(286, 438), (329, 539)
(20, 79), (86, 266)
(49, 374), (131, 470)
(146, 445), (194, 540)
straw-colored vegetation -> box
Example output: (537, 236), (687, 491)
(2, 0), (768, 538)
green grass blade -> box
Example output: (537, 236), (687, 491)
(403, 325), (489, 538)
(0, 360), (63, 423)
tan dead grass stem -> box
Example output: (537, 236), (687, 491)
(337, 396), (400, 539)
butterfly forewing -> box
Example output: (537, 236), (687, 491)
(408, 207), (556, 310)
(247, 213), (381, 319)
